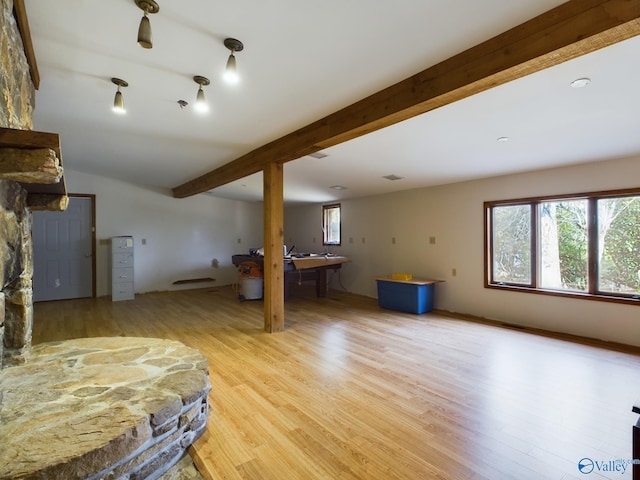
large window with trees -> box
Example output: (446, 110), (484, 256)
(485, 188), (640, 304)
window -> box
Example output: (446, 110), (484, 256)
(492, 204), (532, 285)
(485, 188), (640, 304)
(323, 203), (341, 246)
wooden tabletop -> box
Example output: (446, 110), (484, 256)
(290, 255), (350, 270)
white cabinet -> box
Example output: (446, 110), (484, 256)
(112, 236), (134, 301)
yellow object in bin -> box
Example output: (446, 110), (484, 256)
(391, 273), (412, 281)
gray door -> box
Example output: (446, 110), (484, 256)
(32, 196), (94, 302)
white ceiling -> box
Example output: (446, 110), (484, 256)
(25, 1), (640, 205)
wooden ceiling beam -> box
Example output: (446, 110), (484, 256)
(13, 0), (40, 90)
(172, 0), (640, 198)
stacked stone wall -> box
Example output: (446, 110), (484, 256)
(1, 0), (36, 371)
(0, 181), (31, 366)
(1, 0), (35, 130)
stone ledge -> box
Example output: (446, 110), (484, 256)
(0, 147), (62, 183)
(0, 337), (211, 480)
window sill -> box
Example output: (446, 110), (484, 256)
(485, 283), (640, 306)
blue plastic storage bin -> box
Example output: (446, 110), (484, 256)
(375, 277), (437, 314)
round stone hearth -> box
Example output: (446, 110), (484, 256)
(0, 337), (210, 480)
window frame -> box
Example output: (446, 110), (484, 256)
(484, 187), (640, 306)
(322, 203), (341, 246)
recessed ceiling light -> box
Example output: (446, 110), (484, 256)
(329, 185), (347, 190)
(497, 136), (510, 143)
(382, 174), (404, 181)
(570, 77), (591, 88)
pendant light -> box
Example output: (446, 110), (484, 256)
(135, 0), (159, 49)
(111, 78), (128, 114)
(193, 76), (210, 113)
(223, 38), (244, 84)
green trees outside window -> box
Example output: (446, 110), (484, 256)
(486, 189), (640, 303)
(598, 196), (640, 295)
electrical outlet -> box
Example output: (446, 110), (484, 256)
(349, 237), (354, 244)
(452, 268), (457, 277)
(362, 237), (366, 244)
(237, 238), (241, 244)
(141, 238), (147, 245)
(392, 237), (396, 244)
(313, 237), (316, 243)
(429, 236), (436, 245)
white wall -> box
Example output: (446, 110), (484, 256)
(284, 156), (640, 347)
(66, 170), (264, 296)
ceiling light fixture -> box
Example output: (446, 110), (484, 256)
(570, 77), (591, 88)
(193, 76), (210, 113)
(497, 136), (510, 143)
(135, 0), (159, 49)
(223, 38), (244, 84)
(111, 78), (128, 114)
(330, 185), (348, 190)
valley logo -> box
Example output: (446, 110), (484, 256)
(578, 457), (639, 475)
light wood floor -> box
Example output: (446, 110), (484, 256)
(32, 286), (640, 480)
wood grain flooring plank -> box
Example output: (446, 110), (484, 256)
(31, 286), (640, 480)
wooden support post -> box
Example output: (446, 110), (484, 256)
(263, 162), (285, 333)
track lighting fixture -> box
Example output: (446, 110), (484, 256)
(111, 78), (128, 114)
(193, 76), (210, 113)
(135, 0), (159, 49)
(223, 38), (244, 84)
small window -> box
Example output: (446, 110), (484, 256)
(323, 204), (341, 246)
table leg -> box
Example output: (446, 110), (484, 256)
(316, 269), (327, 297)
(283, 272), (290, 301)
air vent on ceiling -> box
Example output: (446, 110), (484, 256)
(308, 152), (328, 159)
(383, 174), (404, 181)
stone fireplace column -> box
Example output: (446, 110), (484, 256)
(1, 0), (37, 395)
(0, 181), (32, 366)
(0, 292), (2, 411)
(2, 0), (67, 374)
(0, 291), (4, 370)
